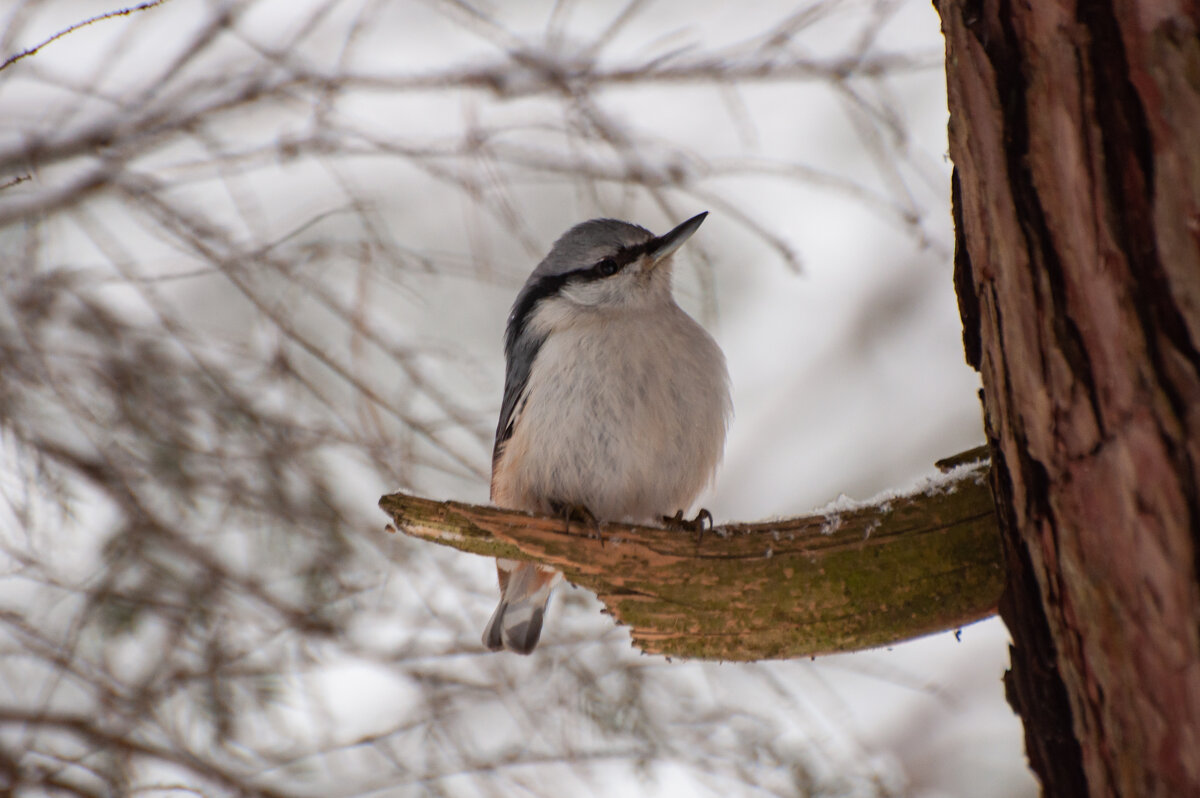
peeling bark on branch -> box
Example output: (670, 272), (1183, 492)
(936, 0), (1200, 795)
(381, 454), (1002, 661)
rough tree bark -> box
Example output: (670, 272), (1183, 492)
(936, 1), (1200, 796)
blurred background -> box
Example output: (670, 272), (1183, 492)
(0, 0), (1035, 795)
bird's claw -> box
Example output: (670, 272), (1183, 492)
(662, 508), (714, 543)
(550, 500), (603, 543)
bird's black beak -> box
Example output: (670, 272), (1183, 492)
(647, 212), (707, 265)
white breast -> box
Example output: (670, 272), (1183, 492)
(492, 298), (731, 523)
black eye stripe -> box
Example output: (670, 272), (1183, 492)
(512, 240), (655, 321)
(579, 244), (651, 281)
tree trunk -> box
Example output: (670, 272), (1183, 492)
(936, 1), (1200, 796)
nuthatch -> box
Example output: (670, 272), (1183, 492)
(484, 212), (731, 653)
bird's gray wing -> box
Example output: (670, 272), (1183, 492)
(492, 274), (562, 468)
(492, 331), (538, 467)
(492, 264), (577, 471)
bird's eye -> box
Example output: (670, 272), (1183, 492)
(596, 258), (619, 277)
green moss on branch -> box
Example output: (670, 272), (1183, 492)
(379, 453), (1002, 660)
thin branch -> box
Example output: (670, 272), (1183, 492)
(0, 1), (172, 73)
(0, 173), (30, 191)
(0, 710), (291, 798)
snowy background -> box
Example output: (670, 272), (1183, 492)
(0, 0), (1035, 795)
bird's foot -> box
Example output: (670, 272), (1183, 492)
(662, 508), (714, 544)
(549, 500), (603, 542)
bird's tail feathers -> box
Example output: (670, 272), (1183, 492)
(483, 561), (559, 654)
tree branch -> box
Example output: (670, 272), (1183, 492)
(0, 1), (171, 73)
(380, 449), (1002, 660)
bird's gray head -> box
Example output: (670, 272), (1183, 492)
(505, 212), (707, 353)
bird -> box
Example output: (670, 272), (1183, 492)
(483, 211), (732, 654)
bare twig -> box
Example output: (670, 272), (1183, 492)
(0, 1), (172, 73)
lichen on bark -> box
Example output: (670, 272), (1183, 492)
(381, 454), (1002, 661)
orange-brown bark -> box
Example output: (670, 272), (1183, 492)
(937, 1), (1200, 795)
